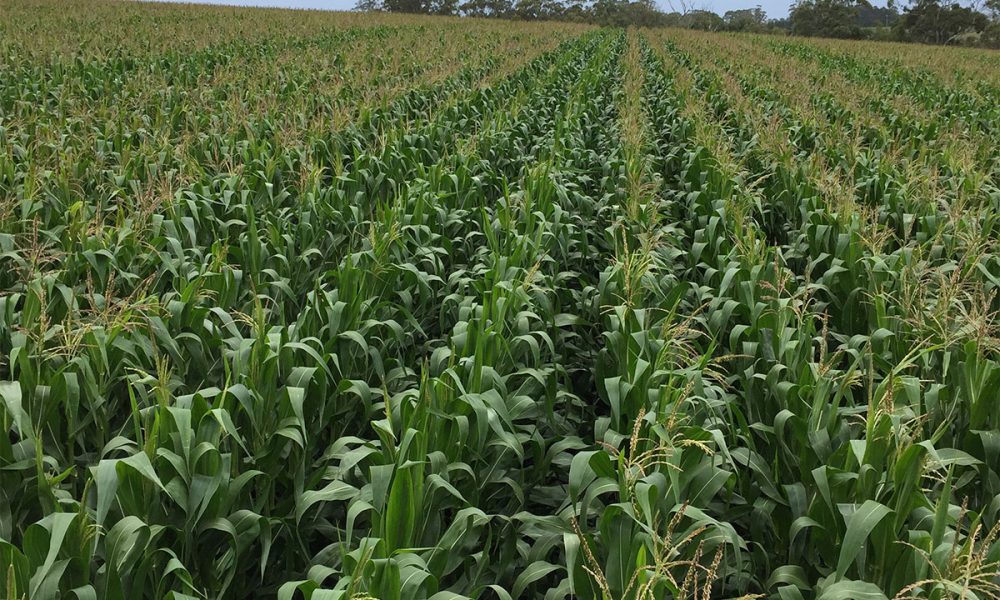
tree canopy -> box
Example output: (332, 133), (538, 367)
(894, 0), (989, 44)
(790, 0), (865, 39)
(353, 0), (1000, 48)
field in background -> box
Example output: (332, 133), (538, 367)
(1, 1), (999, 599)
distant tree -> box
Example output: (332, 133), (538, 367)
(588, 0), (667, 25)
(662, 10), (684, 25)
(984, 0), (1000, 19)
(590, 0), (624, 23)
(855, 2), (898, 26)
(983, 21), (1000, 46)
(680, 9), (725, 29)
(458, 0), (488, 15)
(432, 0), (461, 14)
(511, 0), (564, 19)
(895, 0), (988, 44)
(381, 0), (429, 12)
(724, 6), (767, 30)
(558, 0), (589, 21)
(984, 0), (1000, 46)
(459, 0), (512, 16)
(789, 0), (865, 38)
(662, 0), (697, 14)
(353, 0), (385, 10)
(357, 0), (671, 25)
(625, 0), (669, 25)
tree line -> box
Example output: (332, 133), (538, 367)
(353, 0), (1000, 48)
(785, 0), (1000, 47)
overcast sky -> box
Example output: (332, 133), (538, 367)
(143, 0), (897, 20)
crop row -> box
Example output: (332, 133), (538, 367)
(0, 4), (998, 599)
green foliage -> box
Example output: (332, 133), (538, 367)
(1, 2), (999, 599)
(724, 8), (769, 32)
(894, 0), (990, 44)
(791, 0), (866, 39)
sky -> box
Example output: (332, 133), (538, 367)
(143, 0), (897, 19)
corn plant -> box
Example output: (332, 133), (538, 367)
(0, 3), (998, 598)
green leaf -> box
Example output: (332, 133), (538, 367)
(817, 578), (889, 600)
(836, 501), (892, 580)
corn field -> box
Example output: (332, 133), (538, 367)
(1, 1), (999, 599)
